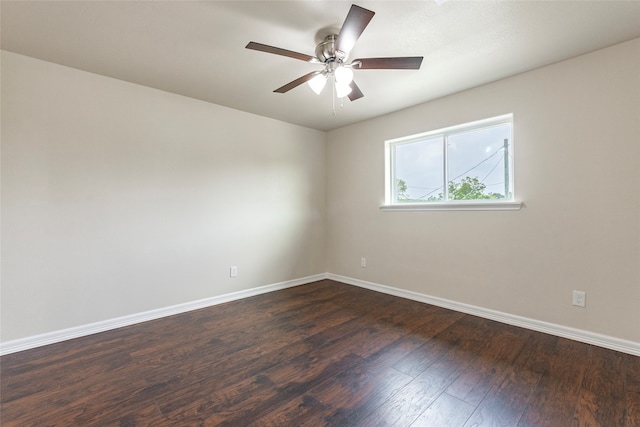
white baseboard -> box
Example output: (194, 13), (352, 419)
(3, 272), (638, 357)
(0, 273), (328, 356)
(328, 273), (640, 357)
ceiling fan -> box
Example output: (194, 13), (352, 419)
(246, 4), (423, 102)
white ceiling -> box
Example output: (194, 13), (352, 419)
(2, 1), (640, 131)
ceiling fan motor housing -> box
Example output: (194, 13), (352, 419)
(315, 35), (347, 63)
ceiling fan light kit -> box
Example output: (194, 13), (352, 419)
(308, 73), (327, 95)
(335, 80), (353, 98)
(334, 64), (354, 84)
(245, 3), (423, 110)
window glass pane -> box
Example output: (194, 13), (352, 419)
(447, 123), (512, 200)
(393, 136), (443, 203)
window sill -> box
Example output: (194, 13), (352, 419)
(380, 201), (523, 211)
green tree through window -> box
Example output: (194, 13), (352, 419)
(397, 176), (503, 202)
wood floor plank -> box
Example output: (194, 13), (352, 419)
(250, 393), (329, 426)
(517, 338), (590, 427)
(462, 332), (553, 427)
(411, 393), (476, 427)
(360, 362), (465, 426)
(154, 297), (391, 422)
(360, 317), (497, 426)
(305, 365), (413, 427)
(392, 332), (458, 379)
(310, 327), (457, 426)
(362, 334), (429, 375)
(1, 280), (637, 427)
(163, 352), (364, 424)
(1, 376), (151, 426)
(573, 345), (626, 426)
(1, 344), (132, 404)
(193, 296), (435, 426)
(624, 353), (640, 427)
(135, 297), (356, 386)
(392, 315), (496, 379)
(446, 323), (527, 406)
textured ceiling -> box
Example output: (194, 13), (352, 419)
(2, 1), (640, 131)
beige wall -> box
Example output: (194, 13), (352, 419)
(2, 38), (639, 347)
(326, 39), (640, 343)
(1, 51), (326, 342)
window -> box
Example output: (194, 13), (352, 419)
(384, 114), (521, 211)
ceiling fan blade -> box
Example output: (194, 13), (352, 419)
(246, 41), (320, 63)
(335, 4), (375, 56)
(274, 71), (321, 93)
(348, 81), (364, 101)
(353, 57), (424, 70)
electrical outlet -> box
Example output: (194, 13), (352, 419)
(230, 266), (238, 278)
(572, 290), (586, 307)
(361, 257), (367, 268)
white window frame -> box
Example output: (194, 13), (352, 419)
(382, 114), (522, 211)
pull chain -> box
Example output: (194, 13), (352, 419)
(332, 78), (336, 116)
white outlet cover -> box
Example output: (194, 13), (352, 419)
(572, 290), (586, 307)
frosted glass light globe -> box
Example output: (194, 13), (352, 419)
(307, 74), (327, 95)
(334, 66), (354, 84)
(335, 82), (352, 98)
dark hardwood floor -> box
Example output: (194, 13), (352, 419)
(1, 280), (639, 426)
